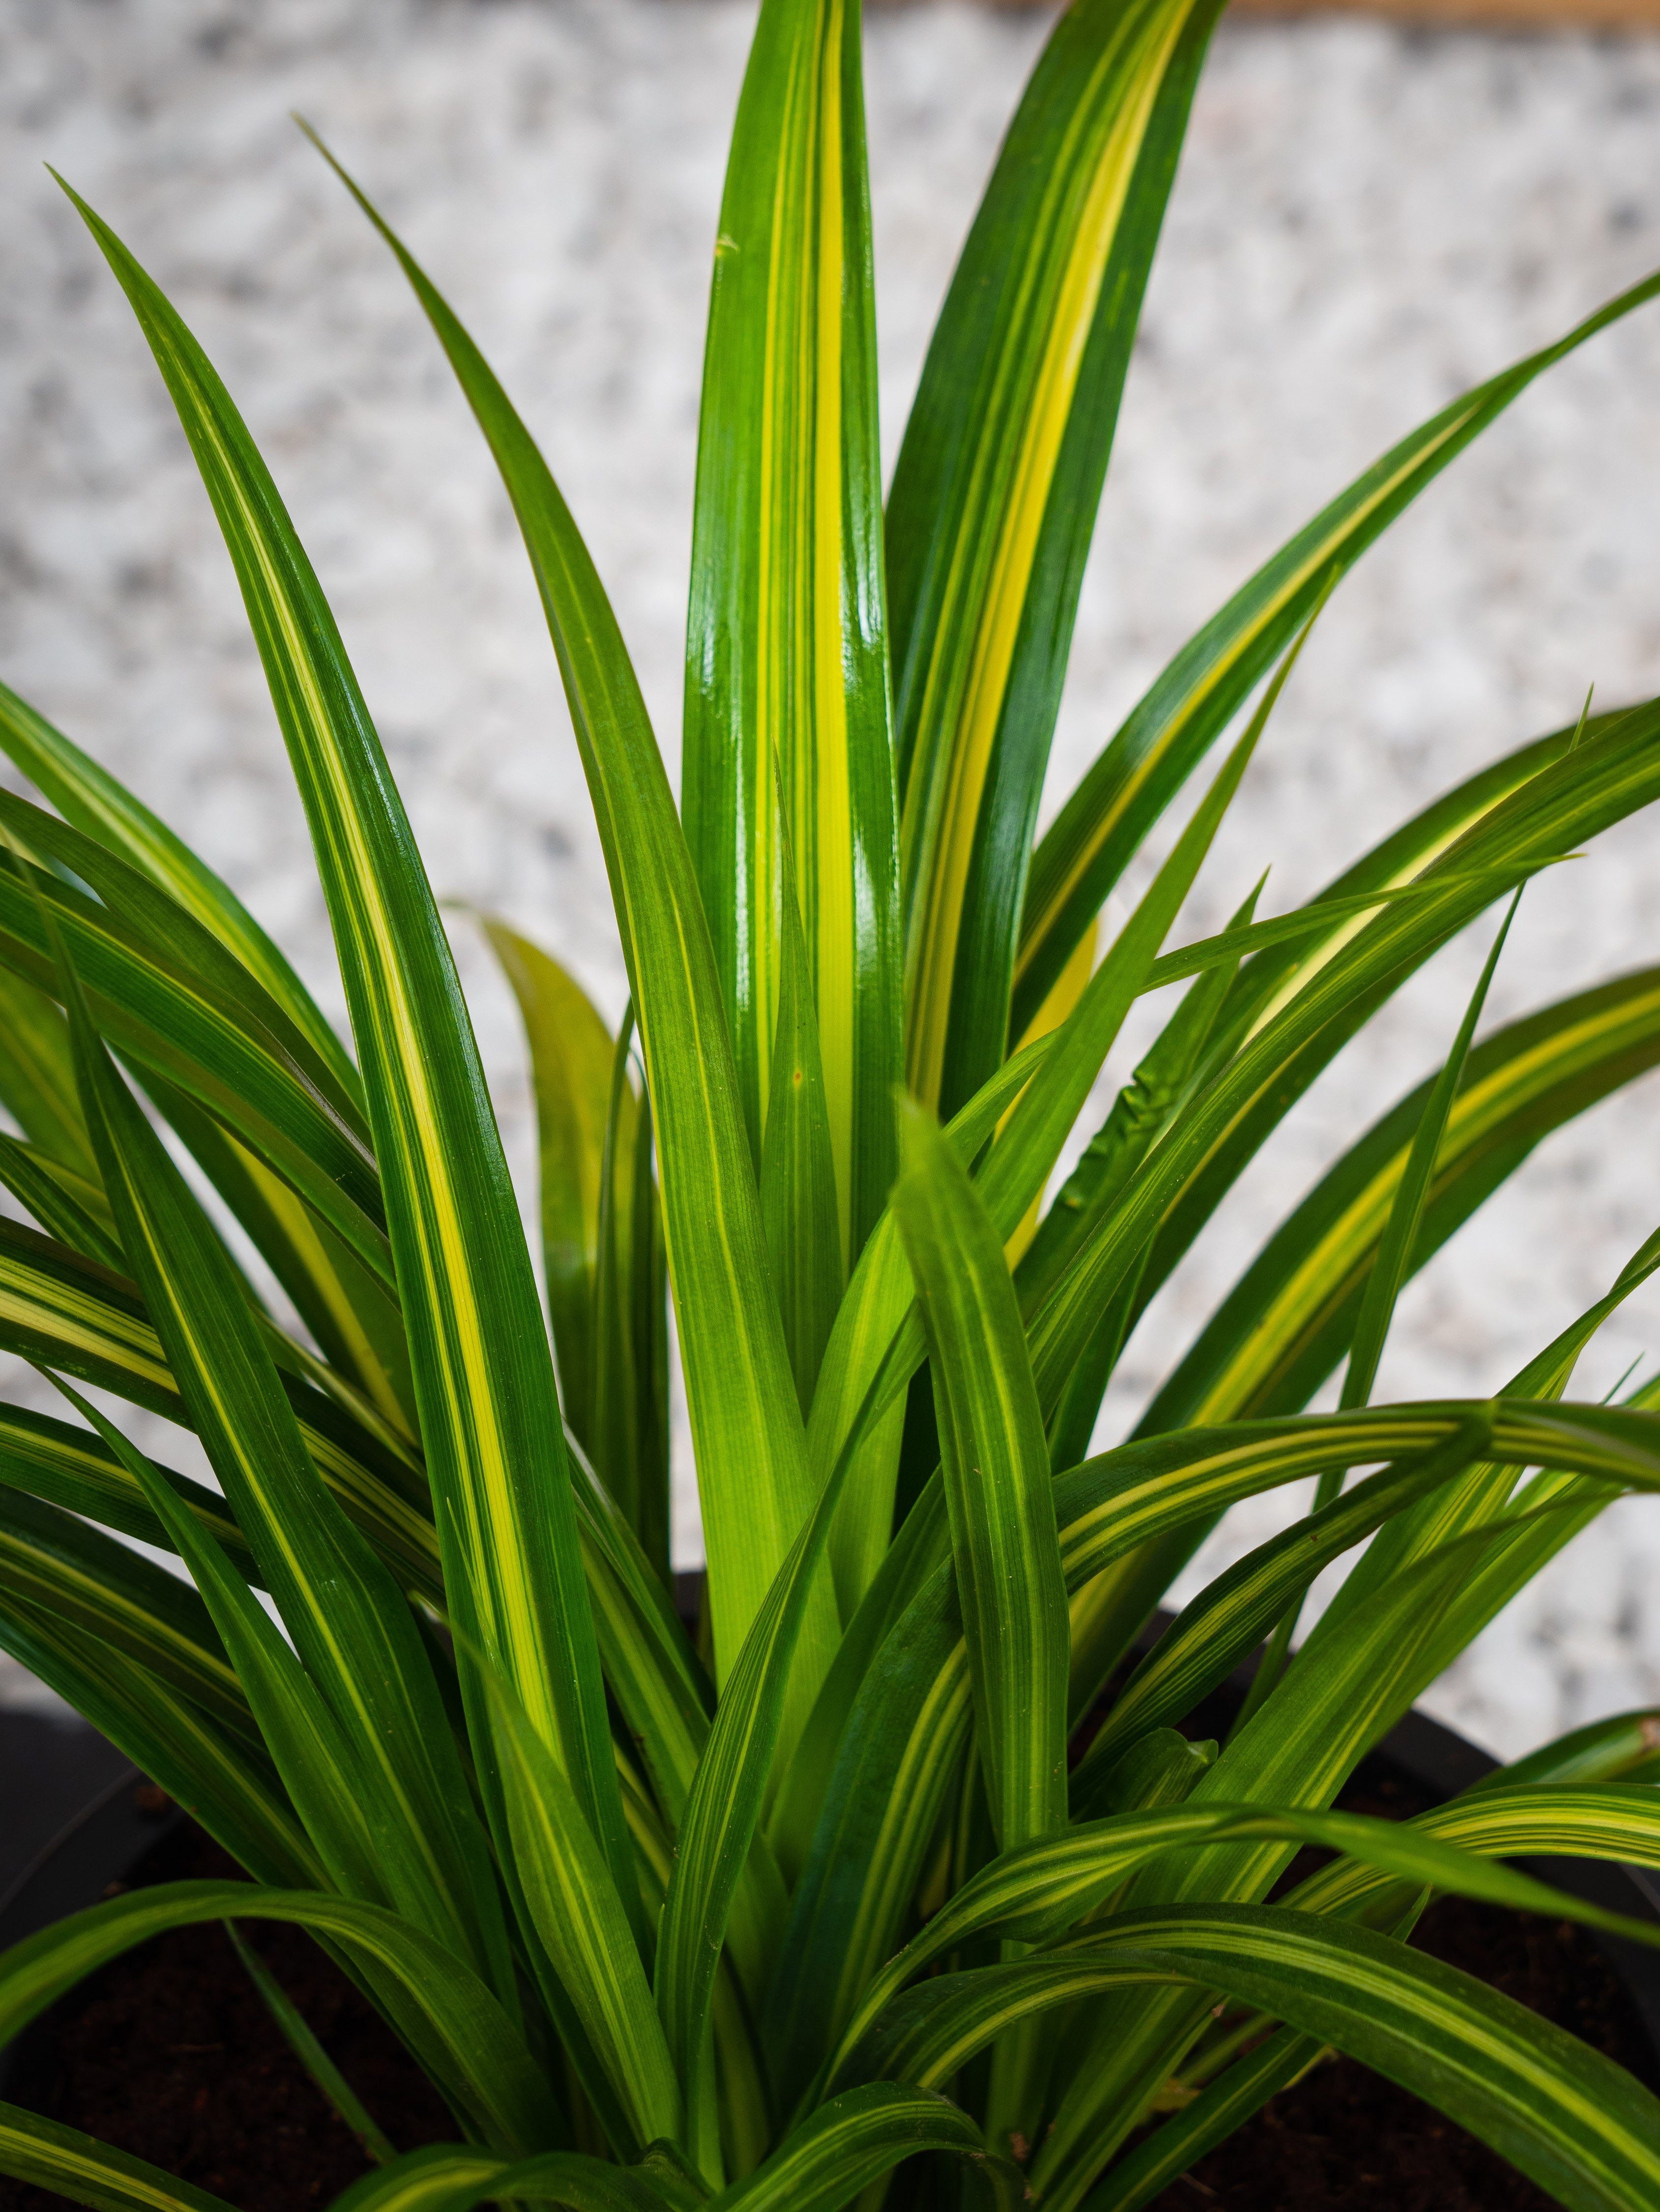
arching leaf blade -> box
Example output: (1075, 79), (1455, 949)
(1017, 272), (1660, 1032)
(0, 1883), (563, 2161)
(0, 1481), (254, 1746)
(0, 1399), (249, 1569)
(825, 1785), (1660, 2089)
(0, 1223), (441, 1601)
(0, 845), (389, 1287)
(137, 1079), (415, 1441)
(1145, 961), (1660, 1436)
(57, 947), (513, 2002)
(768, 1397), (1660, 2111)
(1072, 1417), (1491, 1787)
(0, 1576), (318, 1891)
(0, 2102), (241, 2212)
(706, 2083), (993, 2212)
(54, 175), (635, 1919)
(850, 1905), (1660, 2212)
(0, 675), (357, 1103)
(1025, 702), (1660, 1433)
(0, 1128), (123, 1270)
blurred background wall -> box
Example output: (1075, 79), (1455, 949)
(2, 0), (1659, 1757)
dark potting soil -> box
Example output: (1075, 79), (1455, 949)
(0, 1803), (455, 2212)
(1142, 1757), (1658, 2212)
(2, 1761), (1653, 2211)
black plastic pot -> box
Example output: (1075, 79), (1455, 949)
(0, 1710), (141, 1906)
(0, 1728), (180, 2111)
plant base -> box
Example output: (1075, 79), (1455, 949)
(0, 1815), (451, 2212)
(1145, 1887), (1652, 2210)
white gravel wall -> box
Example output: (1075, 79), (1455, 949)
(2, 0), (1660, 1758)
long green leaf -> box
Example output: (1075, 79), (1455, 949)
(970, 636), (1300, 1271)
(1018, 877), (1260, 1324)
(1016, 273), (1660, 1030)
(58, 175), (635, 1914)
(1136, 862), (1558, 996)
(1146, 961), (1660, 1434)
(480, 918), (614, 1455)
(326, 2149), (523, 2212)
(49, 1375), (428, 1923)
(808, 1035), (1053, 1640)
(1288, 1782), (1660, 1920)
(1311, 1231), (1660, 1656)
(0, 1540), (318, 1891)
(762, 831), (844, 1417)
(1470, 1710), (1660, 1793)
(305, 141), (836, 1710)
(0, 840), (388, 1284)
(891, 0), (1225, 1115)
(1342, 891), (1522, 1419)
(0, 1398), (251, 1570)
(800, 661), (1291, 1633)
(0, 674), (357, 1101)
(58, 986), (513, 2000)
(0, 1127), (123, 1269)
(0, 961), (97, 1180)
(1073, 1415), (1491, 1782)
(0, 1593), (316, 1887)
(890, 1097), (1068, 1852)
(139, 1077), (416, 1442)
(223, 1919), (398, 2169)
(685, 0), (901, 1266)
(1002, 712), (1643, 1480)
(0, 780), (368, 1146)
(0, 1222), (441, 1600)
(0, 1215), (177, 1416)
(655, 1327), (908, 2178)
(1025, 702), (1660, 1429)
(1031, 1511), (1596, 2198)
(481, 1665), (683, 2154)
(1033, 879), (1259, 1480)
(0, 1479), (255, 1745)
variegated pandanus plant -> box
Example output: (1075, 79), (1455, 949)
(1, 4), (1660, 2210)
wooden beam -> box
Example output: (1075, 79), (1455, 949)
(934, 0), (1660, 25)
(1231, 0), (1660, 25)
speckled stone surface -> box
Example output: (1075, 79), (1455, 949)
(2, 0), (1660, 1756)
